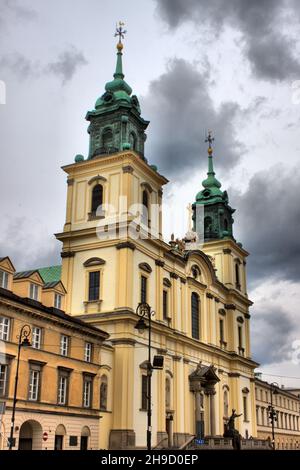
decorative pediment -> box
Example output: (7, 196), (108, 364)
(42, 281), (67, 294)
(219, 308), (226, 316)
(163, 277), (171, 288)
(237, 316), (244, 324)
(141, 182), (153, 193)
(242, 387), (250, 394)
(88, 175), (107, 186)
(189, 361), (220, 391)
(83, 257), (106, 267)
(0, 256), (15, 273)
(138, 262), (152, 273)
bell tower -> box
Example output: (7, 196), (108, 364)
(192, 131), (235, 241)
(86, 22), (149, 160)
(192, 132), (249, 295)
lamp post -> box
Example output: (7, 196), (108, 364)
(134, 303), (163, 451)
(8, 324), (31, 450)
(268, 382), (279, 451)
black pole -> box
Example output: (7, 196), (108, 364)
(147, 306), (152, 452)
(270, 386), (275, 450)
(8, 325), (31, 450)
(8, 337), (22, 450)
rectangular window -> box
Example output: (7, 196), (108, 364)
(58, 374), (68, 405)
(29, 283), (39, 301)
(238, 325), (243, 352)
(163, 290), (168, 320)
(32, 327), (42, 349)
(141, 375), (148, 411)
(54, 293), (62, 309)
(28, 369), (40, 401)
(219, 319), (224, 343)
(0, 364), (8, 396)
(0, 270), (8, 289)
(243, 396), (248, 421)
(88, 271), (100, 301)
(83, 377), (93, 408)
(141, 276), (147, 303)
(84, 342), (92, 362)
(191, 292), (200, 340)
(60, 335), (69, 356)
(0, 316), (10, 341)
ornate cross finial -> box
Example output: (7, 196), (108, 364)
(115, 21), (127, 46)
(205, 130), (214, 148)
(205, 130), (214, 156)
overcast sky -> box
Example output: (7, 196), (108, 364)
(1, 0), (300, 386)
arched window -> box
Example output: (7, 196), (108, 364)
(204, 216), (212, 235)
(102, 128), (113, 148)
(165, 377), (171, 410)
(191, 292), (200, 340)
(224, 390), (229, 418)
(142, 190), (149, 226)
(91, 184), (103, 214)
(235, 263), (240, 289)
(100, 375), (108, 410)
(224, 218), (228, 231)
(129, 132), (137, 151)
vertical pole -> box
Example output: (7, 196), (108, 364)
(9, 339), (21, 450)
(271, 387), (275, 450)
(147, 307), (152, 451)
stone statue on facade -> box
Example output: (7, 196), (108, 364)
(223, 409), (242, 450)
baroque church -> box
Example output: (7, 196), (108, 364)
(0, 28), (259, 451)
(55, 31), (257, 449)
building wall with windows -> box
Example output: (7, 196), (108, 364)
(255, 378), (300, 450)
(0, 281), (111, 450)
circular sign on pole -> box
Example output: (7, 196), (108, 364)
(43, 432), (48, 442)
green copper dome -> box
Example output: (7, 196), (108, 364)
(94, 43), (133, 110)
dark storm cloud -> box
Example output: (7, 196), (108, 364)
(251, 304), (296, 365)
(46, 47), (88, 84)
(142, 58), (243, 177)
(232, 165), (300, 284)
(155, 0), (300, 81)
(0, 47), (88, 84)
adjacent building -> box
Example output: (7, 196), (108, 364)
(0, 256), (110, 450)
(255, 377), (300, 450)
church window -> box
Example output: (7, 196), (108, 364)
(129, 132), (137, 151)
(100, 375), (108, 410)
(224, 390), (229, 418)
(102, 128), (113, 148)
(88, 271), (100, 301)
(91, 184), (103, 214)
(165, 377), (171, 410)
(219, 318), (224, 344)
(243, 395), (248, 421)
(141, 275), (147, 303)
(163, 290), (168, 320)
(235, 263), (241, 290)
(142, 190), (149, 226)
(191, 292), (200, 340)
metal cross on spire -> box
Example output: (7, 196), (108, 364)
(205, 130), (214, 149)
(115, 21), (127, 44)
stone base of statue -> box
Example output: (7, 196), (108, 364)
(223, 428), (241, 450)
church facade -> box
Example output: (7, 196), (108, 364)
(54, 32), (258, 449)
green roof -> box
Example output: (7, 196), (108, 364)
(38, 265), (62, 283)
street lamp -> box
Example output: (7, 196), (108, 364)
(8, 324), (31, 450)
(134, 303), (163, 451)
(268, 382), (279, 450)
